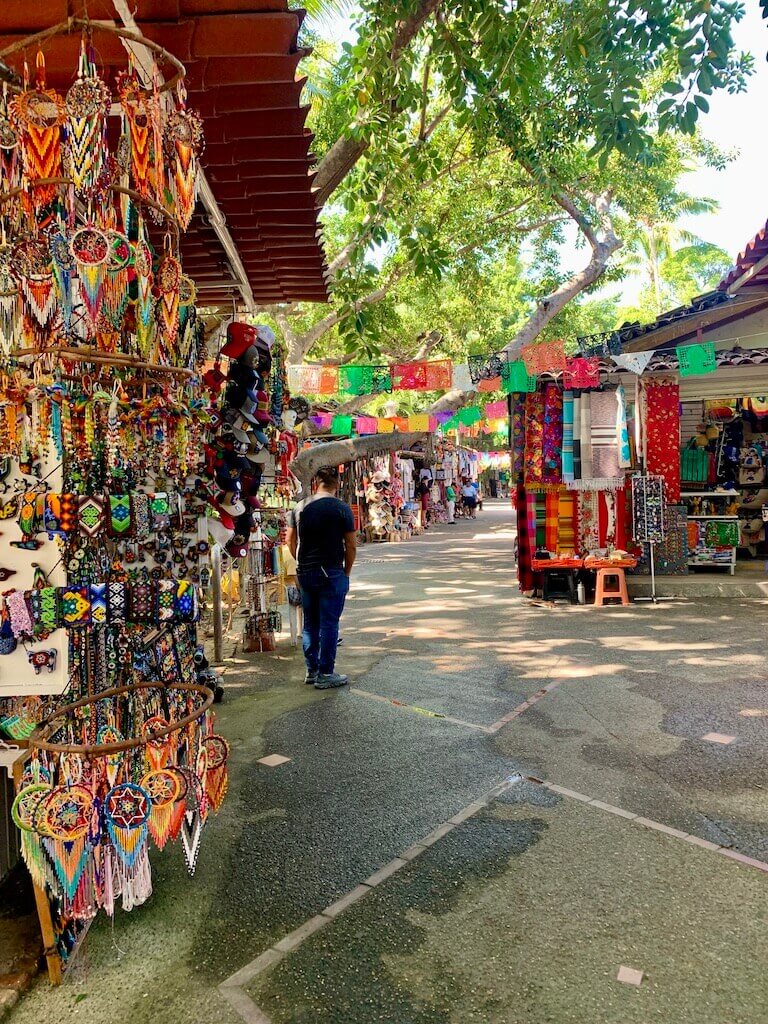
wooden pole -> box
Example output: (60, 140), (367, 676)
(211, 543), (224, 665)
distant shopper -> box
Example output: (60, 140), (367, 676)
(461, 478), (478, 519)
(418, 477), (431, 527)
(286, 466), (356, 689)
(445, 483), (457, 523)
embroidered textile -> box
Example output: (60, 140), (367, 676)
(511, 393), (526, 482)
(579, 392), (593, 480)
(561, 391), (574, 482)
(616, 384), (631, 468)
(523, 390), (545, 485)
(577, 490), (600, 552)
(590, 389), (620, 480)
(541, 384), (563, 484)
(643, 379), (680, 501)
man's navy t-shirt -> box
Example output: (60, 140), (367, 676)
(290, 495), (355, 573)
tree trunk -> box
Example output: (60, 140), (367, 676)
(291, 430), (428, 498)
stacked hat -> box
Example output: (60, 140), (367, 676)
(205, 321), (275, 556)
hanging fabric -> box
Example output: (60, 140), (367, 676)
(642, 378), (681, 501)
(590, 389), (620, 479)
(561, 390), (574, 482)
(616, 384), (631, 468)
(523, 390), (545, 485)
(541, 383), (563, 484)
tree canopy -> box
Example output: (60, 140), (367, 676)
(261, 0), (751, 429)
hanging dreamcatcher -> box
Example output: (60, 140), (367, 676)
(11, 236), (56, 328)
(64, 40), (111, 198)
(0, 237), (20, 353)
(40, 784), (94, 901)
(141, 768), (180, 850)
(164, 86), (204, 231)
(156, 247), (181, 358)
(133, 219), (154, 359)
(101, 228), (132, 330)
(49, 228), (75, 335)
(0, 86), (21, 230)
(10, 53), (66, 208)
(70, 223), (109, 329)
(117, 68), (155, 201)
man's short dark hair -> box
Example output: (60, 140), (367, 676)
(315, 466), (340, 486)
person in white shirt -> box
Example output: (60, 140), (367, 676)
(461, 479), (477, 519)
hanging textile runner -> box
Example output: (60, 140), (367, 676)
(545, 491), (559, 551)
(572, 392), (582, 481)
(511, 393), (526, 482)
(616, 384), (631, 468)
(611, 351), (654, 375)
(558, 491), (576, 553)
(561, 390), (574, 483)
(590, 389), (620, 479)
(643, 379), (680, 501)
(484, 400), (507, 419)
(579, 392), (593, 481)
(339, 365), (392, 395)
(521, 339), (566, 375)
(467, 352), (506, 384)
(524, 390), (545, 485)
(563, 357), (600, 390)
(541, 383), (563, 484)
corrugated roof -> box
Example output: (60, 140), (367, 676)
(0, 1), (328, 306)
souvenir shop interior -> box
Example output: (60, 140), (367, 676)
(512, 343), (768, 600)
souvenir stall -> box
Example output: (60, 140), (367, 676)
(0, 22), (229, 982)
(510, 350), (640, 601)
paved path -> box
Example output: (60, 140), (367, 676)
(8, 502), (768, 1024)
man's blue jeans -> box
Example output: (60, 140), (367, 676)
(298, 568), (349, 675)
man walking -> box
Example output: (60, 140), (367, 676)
(286, 466), (356, 689)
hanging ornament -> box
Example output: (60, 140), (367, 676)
(70, 224), (109, 328)
(141, 768), (180, 850)
(65, 41), (110, 197)
(96, 725), (124, 787)
(102, 229), (132, 329)
(0, 241), (19, 354)
(0, 86), (21, 208)
(142, 715), (171, 769)
(104, 781), (150, 869)
(164, 87), (204, 230)
(156, 249), (181, 357)
(11, 237), (55, 328)
(201, 733), (229, 812)
(133, 222), (154, 359)
(49, 229), (75, 335)
(10, 53), (65, 207)
(117, 69), (153, 200)
(41, 784), (93, 901)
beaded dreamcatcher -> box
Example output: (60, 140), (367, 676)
(49, 229), (75, 334)
(156, 248), (181, 357)
(65, 41), (111, 198)
(0, 238), (19, 353)
(164, 86), (204, 230)
(117, 69), (155, 200)
(71, 224), (109, 329)
(133, 220), (155, 358)
(11, 237), (56, 328)
(101, 228), (132, 330)
(10, 54), (66, 207)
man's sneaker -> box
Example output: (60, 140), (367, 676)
(314, 672), (349, 690)
(304, 671), (318, 685)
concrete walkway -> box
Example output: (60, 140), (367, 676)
(7, 502), (768, 1024)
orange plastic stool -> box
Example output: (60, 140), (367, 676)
(593, 567), (630, 607)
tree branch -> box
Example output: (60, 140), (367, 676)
(291, 430), (428, 498)
(313, 0), (445, 204)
